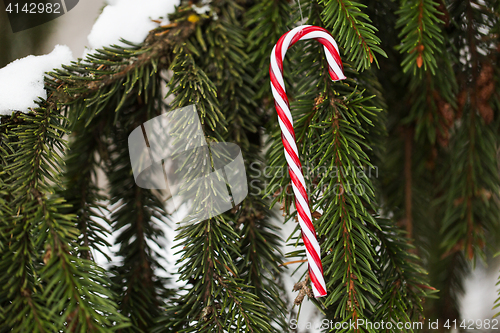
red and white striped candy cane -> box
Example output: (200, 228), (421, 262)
(269, 25), (346, 298)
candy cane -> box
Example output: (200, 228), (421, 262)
(269, 25), (346, 298)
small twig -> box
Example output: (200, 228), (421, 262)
(215, 258), (238, 278)
(293, 273), (314, 306)
(279, 259), (307, 267)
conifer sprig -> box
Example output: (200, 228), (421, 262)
(246, 0), (292, 100)
(438, 0), (500, 262)
(0, 115), (52, 332)
(319, 0), (387, 71)
(57, 117), (112, 261)
(195, 1), (289, 330)
(156, 35), (275, 331)
(1, 106), (128, 332)
(372, 218), (436, 330)
(106, 114), (170, 331)
(396, 0), (444, 75)
(2, 21), (200, 332)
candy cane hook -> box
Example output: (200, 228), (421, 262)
(269, 25), (346, 298)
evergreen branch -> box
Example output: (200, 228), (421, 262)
(195, 2), (289, 330)
(246, 0), (292, 99)
(1, 1), (498, 332)
(31, 24), (187, 333)
(0, 110), (62, 333)
(403, 64), (457, 145)
(5, 18), (194, 333)
(424, 227), (470, 326)
(57, 116), (113, 261)
(438, 0), (500, 261)
(166, 51), (224, 136)
(264, 2), (435, 329)
(1, 106), (127, 332)
(0, 157), (9, 326)
(314, 88), (382, 320)
(155, 12), (276, 328)
(235, 203), (289, 331)
(107, 150), (169, 332)
(40, 199), (127, 332)
(319, 0), (387, 71)
(97, 51), (170, 332)
(438, 99), (500, 260)
(371, 218), (436, 331)
(396, 0), (444, 75)
(163, 215), (273, 333)
(39, 21), (196, 125)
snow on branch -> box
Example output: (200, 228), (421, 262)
(87, 0), (178, 50)
(0, 44), (73, 115)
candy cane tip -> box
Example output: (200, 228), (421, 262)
(327, 68), (347, 82)
(330, 73), (347, 82)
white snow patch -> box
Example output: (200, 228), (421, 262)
(0, 45), (73, 115)
(191, 1), (218, 20)
(191, 4), (210, 15)
(87, 0), (178, 50)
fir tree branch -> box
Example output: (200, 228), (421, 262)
(396, 0), (445, 75)
(195, 2), (289, 330)
(91, 44), (172, 332)
(246, 0), (293, 100)
(371, 218), (436, 330)
(1, 2), (498, 331)
(156, 29), (275, 330)
(438, 0), (500, 261)
(264, 2), (435, 329)
(30, 24), (188, 332)
(57, 116), (113, 261)
(41, 21), (196, 124)
(107, 126), (169, 332)
(319, 0), (387, 71)
(1, 106), (128, 332)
